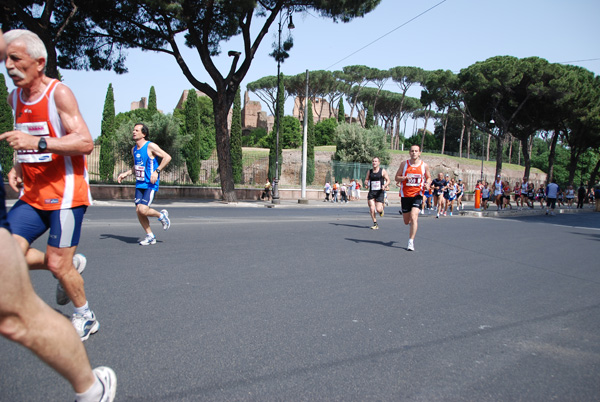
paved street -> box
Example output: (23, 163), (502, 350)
(1, 201), (599, 401)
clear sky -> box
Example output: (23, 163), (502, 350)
(4, 0), (600, 139)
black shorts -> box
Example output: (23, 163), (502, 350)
(547, 197), (557, 209)
(401, 196), (423, 214)
(368, 190), (385, 203)
(0, 173), (11, 232)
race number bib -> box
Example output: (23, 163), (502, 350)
(135, 164), (145, 181)
(406, 174), (422, 186)
(15, 122), (53, 163)
(371, 181), (381, 191)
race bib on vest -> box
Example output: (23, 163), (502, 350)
(135, 164), (145, 181)
(15, 122), (53, 163)
(371, 181), (381, 191)
(406, 174), (422, 186)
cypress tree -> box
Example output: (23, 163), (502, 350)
(337, 97), (345, 124)
(183, 89), (201, 183)
(197, 96), (217, 160)
(307, 99), (315, 184)
(99, 83), (116, 181)
(269, 73), (284, 180)
(365, 105), (374, 129)
(148, 86), (157, 114)
(231, 87), (243, 183)
(0, 74), (13, 174)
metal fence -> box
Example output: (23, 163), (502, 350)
(87, 145), (271, 187)
(87, 145), (384, 188)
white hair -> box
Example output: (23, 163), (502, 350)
(4, 29), (48, 71)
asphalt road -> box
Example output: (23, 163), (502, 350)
(1, 202), (599, 401)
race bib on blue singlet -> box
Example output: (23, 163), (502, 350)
(134, 164), (145, 181)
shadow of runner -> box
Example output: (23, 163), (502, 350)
(99, 233), (141, 244)
(345, 238), (399, 248)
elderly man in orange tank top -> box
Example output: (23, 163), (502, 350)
(0, 30), (102, 343)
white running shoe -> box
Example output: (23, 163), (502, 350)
(56, 254), (87, 306)
(139, 234), (156, 246)
(93, 366), (117, 402)
(159, 209), (170, 230)
(72, 312), (99, 341)
(407, 240), (415, 251)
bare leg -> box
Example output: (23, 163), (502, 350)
(136, 204), (161, 235)
(403, 208), (420, 239)
(0, 229), (95, 394)
(368, 199), (377, 223)
(15, 236), (87, 309)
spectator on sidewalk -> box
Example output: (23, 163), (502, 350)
(577, 183), (586, 209)
(323, 181), (331, 202)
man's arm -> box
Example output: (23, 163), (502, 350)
(52, 84), (94, 155)
(117, 148), (135, 183)
(7, 164), (23, 192)
(424, 163), (432, 191)
(0, 29), (6, 62)
(395, 162), (406, 187)
(148, 143), (172, 184)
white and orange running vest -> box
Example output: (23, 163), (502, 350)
(11, 79), (92, 210)
(400, 159), (426, 198)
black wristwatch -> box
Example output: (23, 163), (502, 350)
(38, 137), (48, 151)
(155, 168), (161, 174)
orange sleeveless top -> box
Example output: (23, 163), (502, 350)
(12, 79), (92, 210)
(400, 160), (426, 198)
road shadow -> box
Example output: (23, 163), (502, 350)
(99, 233), (141, 244)
(569, 231), (600, 241)
(345, 238), (399, 249)
(329, 222), (370, 229)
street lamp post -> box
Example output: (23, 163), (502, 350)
(271, 10), (294, 204)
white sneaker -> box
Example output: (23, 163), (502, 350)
(93, 366), (117, 402)
(139, 234), (156, 246)
(407, 240), (415, 251)
(159, 209), (170, 230)
(71, 312), (99, 341)
(56, 254), (87, 305)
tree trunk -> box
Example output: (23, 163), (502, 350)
(521, 136), (531, 180)
(441, 111), (449, 155)
(213, 97), (236, 202)
(567, 148), (581, 186)
(495, 134), (504, 178)
(466, 123), (471, 159)
(459, 111), (465, 159)
(508, 135), (513, 164)
(486, 134), (491, 161)
(588, 156), (600, 194)
(420, 108), (430, 152)
(547, 130), (559, 184)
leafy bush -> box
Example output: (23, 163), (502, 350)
(315, 117), (338, 146)
(334, 123), (390, 164)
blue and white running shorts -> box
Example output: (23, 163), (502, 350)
(135, 187), (156, 206)
(0, 173), (11, 232)
(8, 200), (87, 248)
